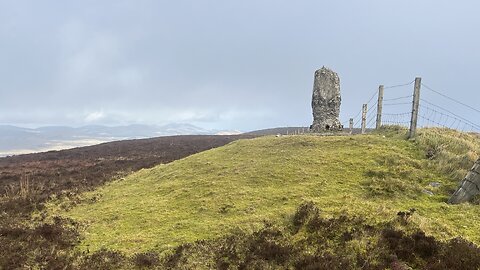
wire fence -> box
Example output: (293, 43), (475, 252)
(348, 79), (480, 134)
(351, 80), (414, 130)
(351, 89), (379, 129)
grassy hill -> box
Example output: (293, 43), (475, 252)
(0, 135), (258, 269)
(47, 127), (480, 262)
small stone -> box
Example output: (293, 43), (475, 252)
(423, 189), (434, 196)
(429, 182), (441, 188)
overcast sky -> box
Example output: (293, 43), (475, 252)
(1, 0), (479, 131)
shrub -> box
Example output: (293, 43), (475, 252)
(132, 252), (160, 268)
(291, 201), (320, 232)
(80, 249), (128, 270)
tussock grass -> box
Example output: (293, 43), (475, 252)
(376, 126), (480, 195)
(376, 126), (479, 181)
(48, 130), (480, 255)
(416, 128), (479, 180)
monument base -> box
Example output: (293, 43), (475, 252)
(310, 120), (343, 132)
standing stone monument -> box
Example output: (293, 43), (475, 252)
(311, 66), (342, 132)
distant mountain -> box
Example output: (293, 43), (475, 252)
(0, 124), (241, 156)
(245, 126), (367, 136)
(245, 127), (309, 136)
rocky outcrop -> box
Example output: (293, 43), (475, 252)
(448, 158), (480, 204)
(311, 67), (342, 132)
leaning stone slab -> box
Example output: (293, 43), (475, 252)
(448, 158), (480, 204)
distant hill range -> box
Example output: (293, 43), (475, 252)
(245, 126), (368, 135)
(245, 127), (309, 135)
(0, 124), (241, 156)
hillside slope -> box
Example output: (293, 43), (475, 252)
(0, 135), (256, 201)
(0, 134), (256, 269)
(50, 128), (480, 257)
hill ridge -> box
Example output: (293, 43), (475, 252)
(49, 129), (480, 256)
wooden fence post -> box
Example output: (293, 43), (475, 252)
(408, 77), (422, 139)
(376, 85), (384, 129)
(361, 104), (367, 134)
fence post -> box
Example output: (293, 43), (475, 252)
(361, 104), (367, 134)
(376, 85), (384, 129)
(408, 77), (422, 139)
(349, 118), (354, 134)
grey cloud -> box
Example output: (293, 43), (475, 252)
(0, 0), (479, 131)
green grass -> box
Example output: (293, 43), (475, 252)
(416, 128), (480, 179)
(48, 128), (480, 255)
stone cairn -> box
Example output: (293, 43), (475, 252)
(448, 158), (480, 204)
(310, 66), (342, 132)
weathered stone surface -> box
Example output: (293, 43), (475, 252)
(422, 189), (434, 196)
(429, 182), (441, 188)
(448, 158), (480, 204)
(311, 67), (342, 132)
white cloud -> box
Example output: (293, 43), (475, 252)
(85, 111), (105, 122)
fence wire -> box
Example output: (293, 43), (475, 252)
(382, 113), (411, 127)
(422, 83), (480, 115)
(384, 80), (415, 89)
(366, 108), (377, 129)
(345, 80), (480, 134)
(383, 95), (413, 102)
(419, 105), (480, 132)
